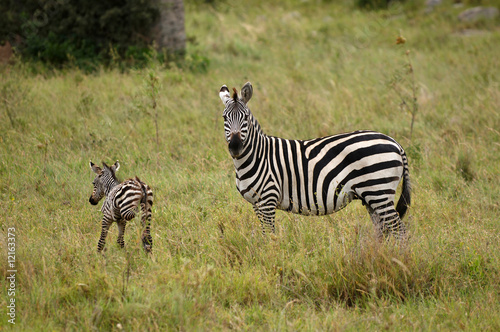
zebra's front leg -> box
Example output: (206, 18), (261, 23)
(97, 217), (113, 252)
(116, 220), (127, 248)
(253, 202), (277, 235)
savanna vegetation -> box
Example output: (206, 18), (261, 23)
(1, 0), (500, 330)
(0, 0), (160, 70)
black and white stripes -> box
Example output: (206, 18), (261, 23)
(89, 161), (154, 252)
(219, 82), (411, 239)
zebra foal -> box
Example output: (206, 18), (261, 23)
(89, 160), (153, 252)
(219, 82), (411, 240)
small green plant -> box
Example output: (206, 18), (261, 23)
(148, 69), (161, 161)
(134, 50), (164, 166)
(182, 51), (210, 74)
(389, 32), (419, 142)
(456, 151), (475, 182)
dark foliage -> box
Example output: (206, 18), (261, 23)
(356, 0), (407, 9)
(0, 0), (159, 70)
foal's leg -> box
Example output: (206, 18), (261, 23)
(116, 219), (127, 248)
(97, 216), (113, 252)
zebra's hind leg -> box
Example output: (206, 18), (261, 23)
(116, 220), (127, 248)
(379, 206), (407, 241)
(140, 201), (153, 252)
(97, 217), (113, 252)
(385, 213), (407, 242)
(367, 203), (407, 242)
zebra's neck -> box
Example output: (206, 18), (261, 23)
(232, 112), (267, 169)
(104, 177), (121, 196)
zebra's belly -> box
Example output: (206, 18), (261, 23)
(276, 187), (356, 216)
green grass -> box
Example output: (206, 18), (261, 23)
(1, 1), (500, 330)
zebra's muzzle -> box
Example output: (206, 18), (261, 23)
(228, 133), (243, 158)
(89, 196), (98, 205)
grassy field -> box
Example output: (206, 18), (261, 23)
(2, 0), (500, 330)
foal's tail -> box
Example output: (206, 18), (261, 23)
(137, 176), (153, 252)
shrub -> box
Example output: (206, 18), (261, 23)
(0, 0), (159, 70)
(355, 0), (407, 9)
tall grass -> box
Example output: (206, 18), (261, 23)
(1, 1), (499, 330)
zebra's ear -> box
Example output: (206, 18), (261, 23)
(111, 161), (120, 173)
(219, 85), (231, 104)
(90, 160), (102, 175)
(240, 82), (253, 104)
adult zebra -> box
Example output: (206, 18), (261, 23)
(219, 82), (411, 240)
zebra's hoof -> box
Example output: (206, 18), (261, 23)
(142, 235), (153, 252)
(143, 244), (152, 253)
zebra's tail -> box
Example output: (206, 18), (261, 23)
(396, 149), (411, 220)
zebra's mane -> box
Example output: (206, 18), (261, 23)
(248, 109), (264, 136)
(232, 87), (238, 101)
(102, 162), (121, 185)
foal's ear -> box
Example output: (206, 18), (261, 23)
(90, 160), (102, 175)
(240, 82), (253, 104)
(110, 160), (120, 173)
(219, 85), (231, 104)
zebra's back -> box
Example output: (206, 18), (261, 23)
(103, 178), (148, 221)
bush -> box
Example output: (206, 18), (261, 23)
(355, 0), (407, 9)
(0, 0), (159, 70)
